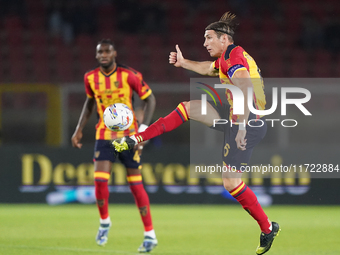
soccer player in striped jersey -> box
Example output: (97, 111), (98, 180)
(113, 13), (280, 254)
(71, 39), (157, 252)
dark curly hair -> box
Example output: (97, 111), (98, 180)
(98, 39), (115, 49)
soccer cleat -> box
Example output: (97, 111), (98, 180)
(138, 236), (158, 253)
(256, 222), (281, 254)
(112, 136), (136, 152)
(96, 223), (111, 246)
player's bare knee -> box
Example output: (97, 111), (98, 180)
(222, 179), (233, 191)
(223, 178), (242, 192)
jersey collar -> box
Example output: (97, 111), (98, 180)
(100, 64), (117, 77)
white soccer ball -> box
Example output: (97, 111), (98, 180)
(103, 103), (134, 131)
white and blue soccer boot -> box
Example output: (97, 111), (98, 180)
(96, 222), (111, 246)
(138, 236), (158, 253)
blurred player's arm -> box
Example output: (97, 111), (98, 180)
(141, 93), (156, 127)
(137, 93), (156, 153)
(169, 45), (219, 76)
(71, 97), (96, 148)
(231, 69), (254, 151)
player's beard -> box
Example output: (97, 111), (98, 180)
(100, 60), (114, 69)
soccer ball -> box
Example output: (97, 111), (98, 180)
(103, 103), (134, 131)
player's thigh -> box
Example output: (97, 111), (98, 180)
(93, 140), (115, 172)
(222, 126), (254, 171)
(126, 168), (141, 175)
(94, 160), (112, 172)
(222, 177), (243, 191)
(245, 119), (267, 145)
(222, 122), (267, 172)
(186, 100), (221, 126)
(223, 143), (254, 170)
(119, 149), (141, 171)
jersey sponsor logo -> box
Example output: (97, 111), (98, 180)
(104, 89), (114, 94)
(98, 97), (128, 105)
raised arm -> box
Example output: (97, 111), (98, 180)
(169, 45), (219, 76)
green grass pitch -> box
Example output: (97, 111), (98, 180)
(0, 204), (339, 255)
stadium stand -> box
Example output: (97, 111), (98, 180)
(0, 0), (339, 84)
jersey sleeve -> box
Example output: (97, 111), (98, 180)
(84, 73), (94, 98)
(127, 71), (152, 100)
(227, 47), (248, 78)
(213, 58), (220, 70)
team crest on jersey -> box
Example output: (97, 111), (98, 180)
(226, 59), (231, 68)
(114, 81), (120, 88)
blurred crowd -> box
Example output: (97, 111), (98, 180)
(0, 0), (339, 83)
(46, 0), (168, 44)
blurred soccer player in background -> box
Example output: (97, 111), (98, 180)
(114, 13), (280, 254)
(71, 39), (157, 253)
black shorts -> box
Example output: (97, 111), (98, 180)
(222, 119), (267, 171)
(208, 101), (267, 171)
(93, 140), (141, 169)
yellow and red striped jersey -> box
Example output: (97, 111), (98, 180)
(84, 64), (152, 140)
(213, 44), (266, 121)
